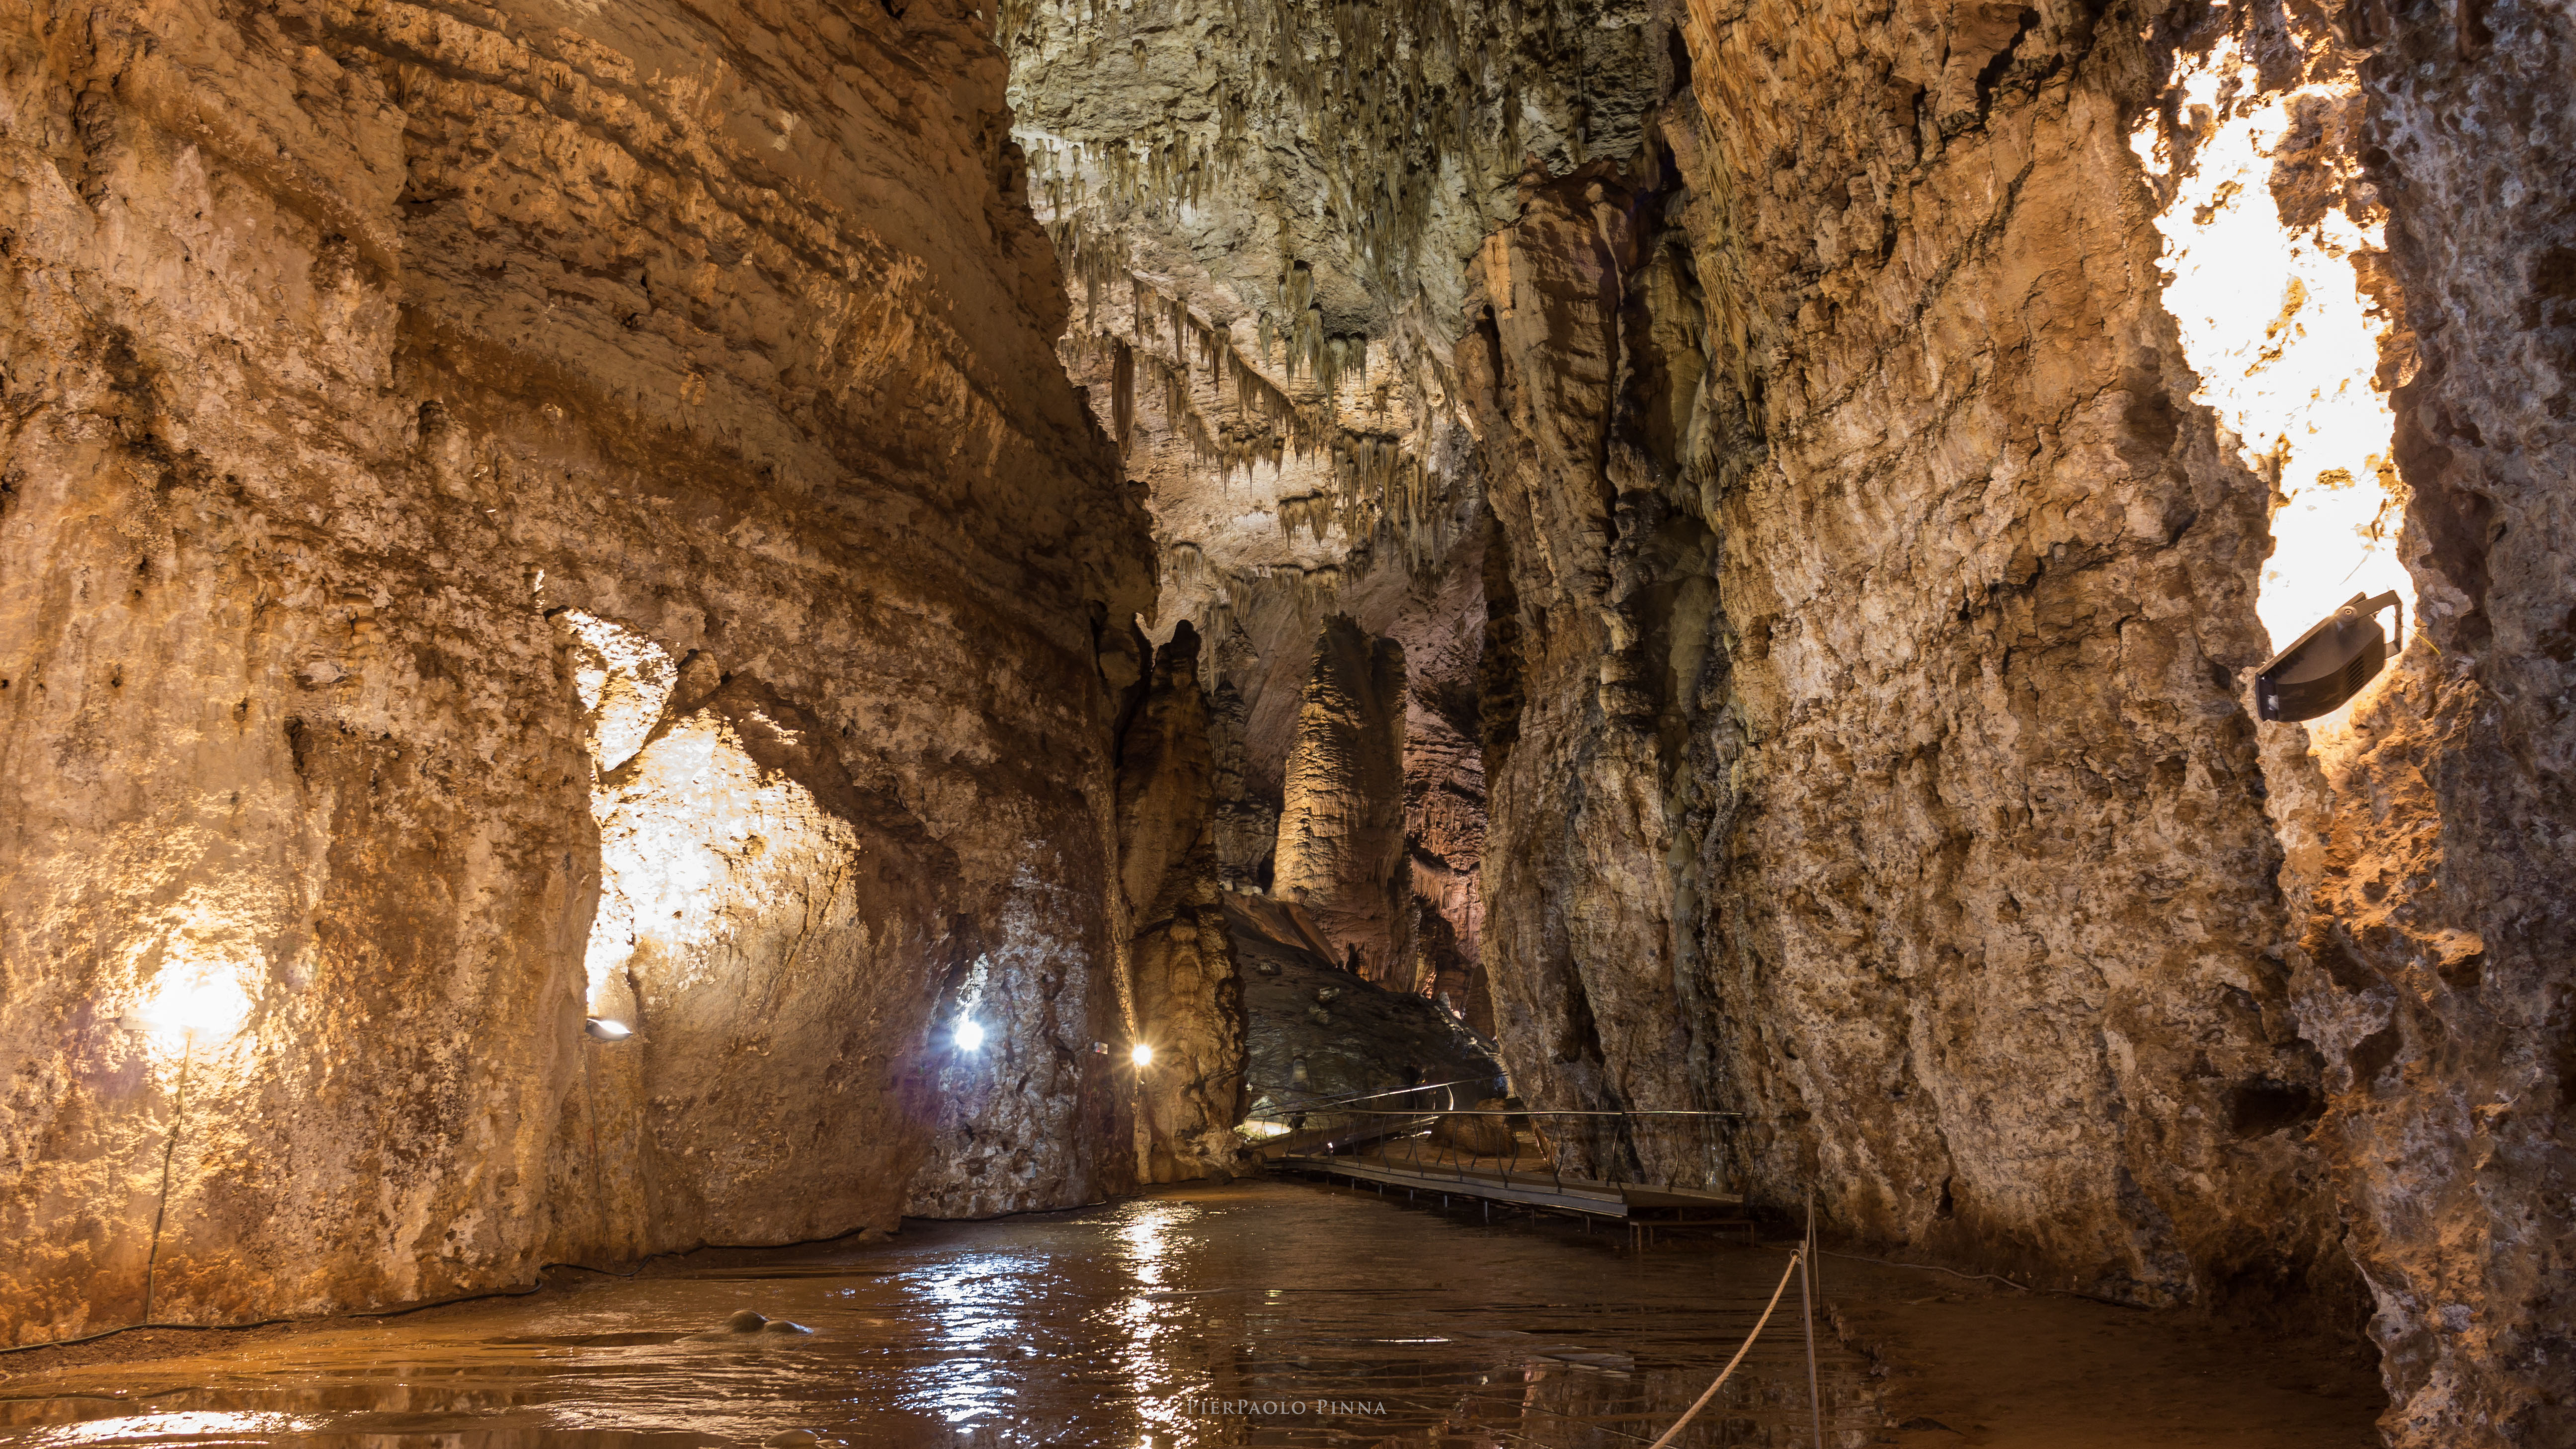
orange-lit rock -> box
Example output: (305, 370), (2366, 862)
(1272, 615), (1409, 981)
(0, 0), (1148, 1343)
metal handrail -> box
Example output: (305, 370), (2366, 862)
(1303, 1105), (1744, 1201)
(1243, 1076), (1497, 1113)
(1261, 1107), (1742, 1117)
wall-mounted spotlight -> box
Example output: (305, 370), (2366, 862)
(1130, 1042), (1155, 1067)
(130, 963), (255, 1046)
(955, 1019), (985, 1051)
(2256, 590), (2403, 721)
(583, 1017), (634, 1042)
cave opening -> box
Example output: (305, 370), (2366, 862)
(1, 0), (2565, 1441)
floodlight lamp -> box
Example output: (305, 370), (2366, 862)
(1130, 1042), (1154, 1067)
(135, 963), (254, 1043)
(2256, 590), (2403, 722)
(955, 1019), (985, 1051)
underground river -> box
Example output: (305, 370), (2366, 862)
(0, 1179), (2382, 1448)
(0, 1178), (1864, 1448)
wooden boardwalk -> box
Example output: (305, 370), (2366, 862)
(1277, 1142), (1758, 1245)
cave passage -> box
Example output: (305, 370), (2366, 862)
(0, 0), (2566, 1437)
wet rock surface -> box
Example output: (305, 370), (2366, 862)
(0, 1182), (2385, 1449)
(0, 1181), (1884, 1447)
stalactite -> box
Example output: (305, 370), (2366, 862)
(1277, 492), (1334, 544)
(1010, 0), (1556, 568)
(1111, 339), (1136, 457)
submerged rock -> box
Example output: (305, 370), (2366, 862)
(687, 1310), (813, 1342)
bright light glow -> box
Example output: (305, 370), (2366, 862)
(2132, 34), (2413, 667)
(955, 1019), (984, 1051)
(134, 962), (254, 1043)
(909, 1250), (1043, 1423)
(555, 609), (677, 775)
(30, 1412), (322, 1445)
(1110, 1200), (1194, 1444)
(1129, 1043), (1154, 1067)
(584, 1017), (634, 1041)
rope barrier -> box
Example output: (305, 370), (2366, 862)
(1642, 1247), (1806, 1449)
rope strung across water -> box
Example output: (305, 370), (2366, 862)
(1642, 1248), (1807, 1449)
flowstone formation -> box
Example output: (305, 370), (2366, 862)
(1273, 615), (1408, 978)
(0, 0), (1172, 1344)
(1012, 0), (2573, 1440)
(1116, 623), (1249, 1184)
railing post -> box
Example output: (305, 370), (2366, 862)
(1807, 1181), (1826, 1304)
(1801, 1187), (1825, 1449)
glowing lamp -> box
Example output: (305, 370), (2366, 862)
(955, 1019), (984, 1051)
(134, 964), (254, 1043)
(583, 1017), (634, 1041)
(1130, 1043), (1154, 1067)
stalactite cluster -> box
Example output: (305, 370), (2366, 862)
(1011, 0), (1650, 609)
(1015, 0), (1621, 307)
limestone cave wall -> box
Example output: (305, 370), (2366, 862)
(1454, 0), (2573, 1442)
(1273, 613), (1408, 979)
(0, 0), (1157, 1344)
(1003, 0), (1658, 1004)
(1004, 0), (2570, 1439)
(2269, 0), (2575, 1439)
(0, 0), (2562, 1436)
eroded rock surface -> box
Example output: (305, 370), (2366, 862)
(1010, 0), (2570, 1439)
(1230, 893), (1498, 1122)
(2253, 0), (2576, 1440)
(1004, 0), (1661, 996)
(0, 0), (1151, 1341)
(1, 0), (2563, 1434)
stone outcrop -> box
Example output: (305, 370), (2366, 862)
(2252, 0), (2576, 1441)
(1450, 0), (2571, 1441)
(0, 0), (1152, 1343)
(1004, 0), (1658, 1006)
(1651, 0), (2334, 1303)
(1, 0), (2562, 1435)
(1397, 524), (1492, 1024)
(1117, 623), (1247, 1184)
(1230, 892), (1498, 1121)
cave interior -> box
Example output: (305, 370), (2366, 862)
(0, 0), (2569, 1442)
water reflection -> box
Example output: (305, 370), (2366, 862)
(0, 1182), (1872, 1447)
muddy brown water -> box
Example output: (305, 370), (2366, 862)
(0, 1180), (1872, 1448)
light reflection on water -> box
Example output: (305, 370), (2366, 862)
(0, 1182), (1872, 1447)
